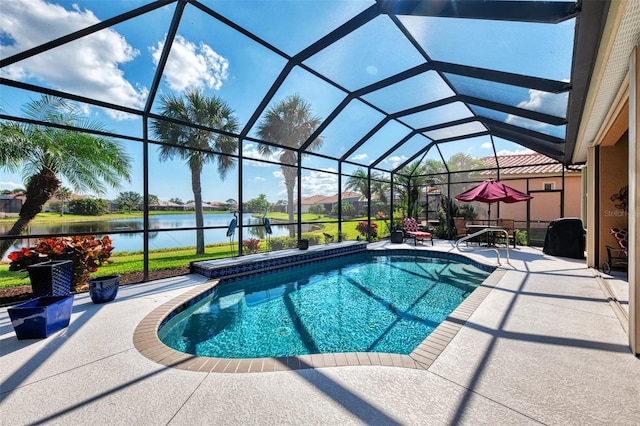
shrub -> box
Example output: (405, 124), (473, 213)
(308, 204), (326, 215)
(69, 198), (109, 215)
(268, 236), (297, 251)
(331, 201), (355, 217)
(515, 229), (528, 246)
(242, 238), (261, 254)
(8, 236), (115, 290)
(300, 233), (321, 246)
(356, 221), (378, 238)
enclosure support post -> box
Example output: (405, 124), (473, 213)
(628, 46), (639, 356)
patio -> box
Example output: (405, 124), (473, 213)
(1, 241), (637, 425)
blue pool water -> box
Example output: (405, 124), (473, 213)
(159, 251), (491, 358)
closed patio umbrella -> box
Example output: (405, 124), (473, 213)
(455, 179), (533, 221)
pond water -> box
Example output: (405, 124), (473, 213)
(2, 213), (311, 259)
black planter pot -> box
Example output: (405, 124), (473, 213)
(27, 260), (73, 297)
(88, 275), (120, 304)
(390, 230), (404, 243)
(298, 239), (309, 250)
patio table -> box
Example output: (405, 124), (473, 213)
(466, 225), (508, 247)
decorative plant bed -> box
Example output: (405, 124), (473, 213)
(8, 295), (74, 339)
(27, 260), (73, 297)
(89, 275), (120, 304)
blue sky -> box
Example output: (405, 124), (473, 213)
(0, 0), (575, 204)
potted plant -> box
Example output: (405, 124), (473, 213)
(8, 236), (115, 293)
(88, 274), (121, 304)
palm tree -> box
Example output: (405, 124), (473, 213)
(56, 186), (72, 216)
(344, 169), (370, 200)
(148, 194), (160, 208)
(152, 90), (239, 254)
(256, 95), (323, 234)
(370, 174), (390, 205)
(446, 153), (484, 185)
(345, 168), (390, 206)
(393, 159), (444, 218)
(0, 95), (132, 258)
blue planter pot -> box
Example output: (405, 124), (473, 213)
(8, 295), (74, 339)
(27, 260), (73, 297)
(88, 275), (120, 304)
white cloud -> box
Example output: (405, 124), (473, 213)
(242, 143), (282, 166)
(0, 0), (147, 119)
(506, 89), (568, 129)
(481, 142), (493, 150)
(151, 35), (228, 92)
(254, 177), (266, 182)
(0, 180), (24, 191)
(301, 171), (337, 197)
(350, 153), (368, 161)
(269, 169), (338, 198)
(379, 155), (407, 170)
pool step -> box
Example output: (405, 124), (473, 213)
(190, 241), (368, 280)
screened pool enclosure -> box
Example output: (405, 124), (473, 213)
(0, 0), (607, 280)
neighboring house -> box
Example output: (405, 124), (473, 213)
(182, 202), (216, 211)
(0, 194), (22, 216)
(42, 192), (85, 213)
(294, 192), (362, 214)
(154, 200), (183, 210)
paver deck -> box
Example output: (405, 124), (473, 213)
(1, 240), (638, 425)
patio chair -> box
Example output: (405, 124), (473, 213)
(602, 228), (628, 273)
(402, 218), (433, 246)
(453, 217), (468, 239)
(495, 218), (516, 248)
(453, 217), (472, 245)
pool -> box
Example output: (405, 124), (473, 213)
(158, 250), (491, 359)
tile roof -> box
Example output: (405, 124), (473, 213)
(297, 192), (362, 205)
(479, 153), (582, 176)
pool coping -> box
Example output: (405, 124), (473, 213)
(133, 252), (506, 373)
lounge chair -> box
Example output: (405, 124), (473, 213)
(402, 218), (433, 246)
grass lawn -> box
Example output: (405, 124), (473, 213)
(0, 213), (389, 289)
(0, 243), (236, 289)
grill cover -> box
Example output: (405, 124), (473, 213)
(543, 218), (586, 259)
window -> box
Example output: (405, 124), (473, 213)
(543, 182), (555, 191)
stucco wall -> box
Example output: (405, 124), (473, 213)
(468, 175), (582, 225)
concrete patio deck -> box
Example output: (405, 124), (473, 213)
(1, 240), (638, 425)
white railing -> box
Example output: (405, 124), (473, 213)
(455, 227), (510, 266)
